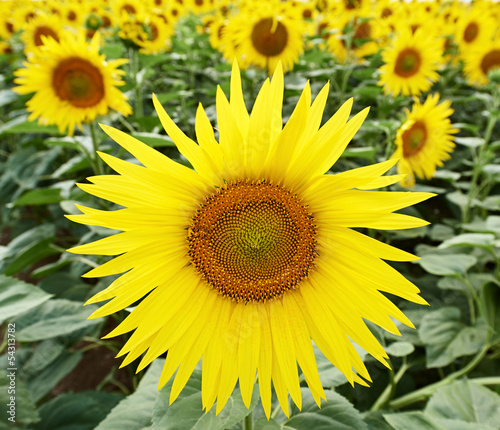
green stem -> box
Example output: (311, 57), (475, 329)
(389, 335), (492, 410)
(89, 122), (102, 176)
(371, 359), (409, 411)
(243, 410), (253, 430)
(270, 403), (281, 420)
(470, 376), (500, 386)
(463, 89), (499, 223)
(131, 48), (144, 120)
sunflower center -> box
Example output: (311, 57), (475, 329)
(402, 121), (427, 157)
(463, 22), (478, 43)
(251, 18), (288, 57)
(53, 58), (105, 108)
(480, 49), (500, 76)
(394, 48), (421, 77)
(187, 180), (317, 303)
(34, 26), (60, 46)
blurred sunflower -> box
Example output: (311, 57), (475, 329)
(326, 16), (383, 63)
(21, 13), (65, 55)
(391, 93), (458, 188)
(68, 61), (431, 418)
(13, 33), (132, 136)
(135, 13), (174, 55)
(455, 4), (496, 56)
(378, 28), (442, 97)
(223, 2), (305, 73)
(463, 40), (500, 86)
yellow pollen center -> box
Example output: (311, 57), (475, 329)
(187, 180), (317, 303)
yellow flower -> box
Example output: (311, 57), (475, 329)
(222, 2), (305, 73)
(463, 40), (500, 86)
(135, 13), (174, 55)
(378, 28), (442, 97)
(455, 3), (496, 56)
(68, 61), (431, 418)
(21, 13), (65, 55)
(13, 33), (132, 136)
(326, 15), (384, 63)
(392, 93), (458, 187)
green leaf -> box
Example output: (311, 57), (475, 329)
(254, 417), (281, 429)
(0, 115), (61, 135)
(130, 132), (176, 147)
(425, 379), (500, 428)
(384, 412), (447, 430)
(416, 254), (477, 276)
(419, 307), (488, 368)
(480, 282), (500, 340)
(152, 367), (259, 430)
(384, 411), (446, 430)
(454, 137), (484, 148)
(13, 188), (63, 206)
(340, 146), (376, 160)
(283, 389), (367, 430)
(0, 371), (40, 428)
(0, 275), (52, 324)
(95, 360), (164, 430)
(438, 233), (496, 250)
(430, 224), (455, 241)
(27, 351), (83, 402)
(34, 391), (124, 430)
(14, 299), (101, 342)
(362, 411), (394, 430)
(3, 238), (59, 277)
(309, 344), (367, 388)
(437, 277), (468, 292)
(385, 341), (415, 357)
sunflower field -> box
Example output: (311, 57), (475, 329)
(1, 0), (500, 429)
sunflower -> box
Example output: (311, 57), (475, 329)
(391, 93), (458, 188)
(326, 15), (384, 63)
(21, 13), (65, 55)
(463, 40), (500, 86)
(378, 27), (442, 97)
(455, 4), (496, 56)
(68, 61), (431, 417)
(13, 33), (132, 136)
(135, 13), (174, 55)
(222, 2), (305, 73)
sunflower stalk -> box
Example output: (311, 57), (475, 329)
(389, 331), (492, 410)
(130, 48), (144, 122)
(463, 85), (500, 223)
(243, 411), (253, 430)
(370, 359), (410, 412)
(89, 121), (103, 176)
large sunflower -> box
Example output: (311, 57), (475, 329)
(68, 61), (431, 417)
(13, 33), (132, 136)
(391, 93), (458, 188)
(222, 2), (305, 73)
(378, 27), (442, 97)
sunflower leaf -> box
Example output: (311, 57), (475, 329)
(285, 389), (367, 430)
(0, 275), (52, 324)
(425, 379), (500, 429)
(419, 307), (488, 368)
(94, 359), (165, 430)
